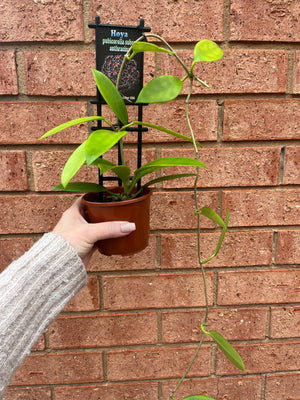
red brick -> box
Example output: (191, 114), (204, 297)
(270, 306), (300, 339)
(0, 151), (28, 191)
(92, 0), (224, 42)
(0, 0), (83, 42)
(63, 275), (100, 312)
(4, 387), (51, 400)
(223, 189), (300, 227)
(293, 51), (300, 94)
(24, 51), (95, 96)
(230, 0), (300, 42)
(161, 231), (273, 269)
(162, 147), (280, 188)
(0, 237), (34, 272)
(0, 194), (76, 234)
(284, 146), (300, 184)
(218, 269), (300, 305)
(88, 234), (157, 271)
(140, 100), (218, 143)
(265, 373), (300, 400)
(55, 382), (158, 400)
(277, 230), (300, 265)
(162, 49), (288, 94)
(162, 376), (262, 400)
(162, 307), (267, 343)
(216, 341), (300, 375)
(0, 102), (88, 145)
(31, 335), (45, 352)
(10, 351), (103, 385)
(151, 191), (218, 230)
(49, 312), (157, 348)
(223, 99), (300, 141)
(103, 272), (214, 310)
(107, 346), (211, 381)
(0, 50), (18, 95)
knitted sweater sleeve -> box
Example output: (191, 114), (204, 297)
(0, 233), (87, 397)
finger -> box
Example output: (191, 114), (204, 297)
(87, 221), (136, 242)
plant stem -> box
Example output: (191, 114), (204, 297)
(168, 76), (210, 400)
(145, 33), (190, 76)
(115, 49), (132, 169)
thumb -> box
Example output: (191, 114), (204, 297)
(87, 221), (136, 242)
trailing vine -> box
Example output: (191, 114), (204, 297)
(117, 34), (244, 400)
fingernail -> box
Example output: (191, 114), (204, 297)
(121, 222), (136, 233)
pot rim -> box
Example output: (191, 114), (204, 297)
(82, 187), (152, 207)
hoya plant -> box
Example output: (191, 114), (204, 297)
(41, 35), (245, 400)
(40, 40), (222, 201)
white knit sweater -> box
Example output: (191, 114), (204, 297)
(0, 233), (87, 397)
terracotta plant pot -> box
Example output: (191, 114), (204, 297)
(82, 187), (152, 256)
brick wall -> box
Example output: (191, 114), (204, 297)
(1, 1), (299, 399)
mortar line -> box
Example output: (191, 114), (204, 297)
(279, 145), (287, 185)
(51, 385), (55, 400)
(217, 99), (225, 145)
(223, 0), (231, 45)
(286, 50), (295, 95)
(82, 0), (93, 44)
(266, 306), (272, 340)
(272, 230), (279, 265)
(261, 374), (266, 400)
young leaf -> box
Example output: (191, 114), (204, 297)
(202, 210), (230, 264)
(129, 157), (206, 192)
(85, 129), (127, 166)
(193, 40), (223, 63)
(110, 165), (131, 187)
(129, 121), (202, 147)
(207, 330), (245, 372)
(141, 173), (198, 189)
(52, 182), (107, 193)
(182, 396), (217, 400)
(195, 206), (225, 228)
(92, 158), (117, 174)
(136, 75), (183, 103)
(137, 157), (207, 172)
(40, 116), (106, 140)
(61, 141), (87, 188)
(132, 42), (174, 56)
(92, 69), (128, 125)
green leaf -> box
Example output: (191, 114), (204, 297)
(110, 165), (131, 187)
(195, 206), (225, 227)
(40, 116), (106, 140)
(93, 160), (131, 188)
(85, 129), (127, 166)
(182, 396), (217, 400)
(207, 330), (245, 372)
(193, 40), (223, 63)
(92, 158), (117, 174)
(132, 42), (174, 56)
(136, 75), (183, 103)
(129, 121), (202, 147)
(61, 141), (87, 187)
(202, 210), (230, 264)
(130, 157), (206, 192)
(92, 69), (128, 125)
(52, 182), (106, 193)
(141, 173), (197, 189)
(137, 157), (207, 172)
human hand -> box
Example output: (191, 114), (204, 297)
(52, 197), (136, 265)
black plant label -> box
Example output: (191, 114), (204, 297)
(95, 25), (144, 103)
